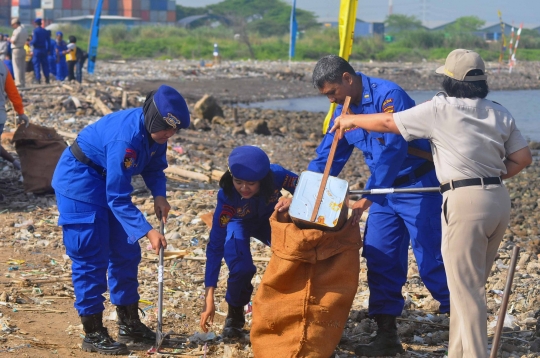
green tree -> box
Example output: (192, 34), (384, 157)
(445, 16), (485, 34)
(176, 5), (206, 20)
(385, 14), (423, 33)
(208, 0), (318, 37)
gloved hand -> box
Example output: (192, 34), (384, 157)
(12, 159), (21, 170)
(17, 114), (30, 128)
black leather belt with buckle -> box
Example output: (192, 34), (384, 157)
(440, 177), (501, 194)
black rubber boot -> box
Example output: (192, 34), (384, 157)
(222, 304), (245, 338)
(81, 313), (129, 355)
(354, 314), (405, 357)
(116, 303), (156, 343)
(45, 76), (50, 84)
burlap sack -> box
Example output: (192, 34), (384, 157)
(251, 210), (362, 358)
(13, 123), (67, 194)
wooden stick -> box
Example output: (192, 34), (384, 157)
(164, 166), (210, 182)
(56, 130), (77, 140)
(14, 308), (67, 313)
(490, 246), (520, 358)
(310, 96), (351, 222)
(0, 277), (73, 285)
(93, 96), (113, 115)
(121, 90), (128, 108)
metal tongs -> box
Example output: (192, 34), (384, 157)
(150, 219), (186, 355)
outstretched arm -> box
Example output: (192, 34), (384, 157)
(330, 112), (400, 139)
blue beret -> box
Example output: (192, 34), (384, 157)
(34, 18), (42, 24)
(153, 85), (190, 129)
(56, 31), (63, 36)
(228, 146), (270, 181)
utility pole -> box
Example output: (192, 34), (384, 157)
(422, 0), (427, 26)
(389, 0), (393, 15)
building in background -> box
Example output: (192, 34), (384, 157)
(318, 18), (385, 38)
(2, 0), (176, 27)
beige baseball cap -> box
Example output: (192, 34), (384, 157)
(11, 18), (19, 25)
(436, 49), (487, 82)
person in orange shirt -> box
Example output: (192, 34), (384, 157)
(1, 62), (29, 170)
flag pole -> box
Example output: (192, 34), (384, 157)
(87, 0), (104, 74)
(321, 0), (358, 133)
(289, 0), (297, 70)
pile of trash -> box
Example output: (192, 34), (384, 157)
(0, 60), (539, 357)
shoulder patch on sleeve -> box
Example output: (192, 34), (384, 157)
(123, 148), (138, 169)
(282, 174), (298, 189)
(382, 98), (395, 113)
(219, 204), (236, 228)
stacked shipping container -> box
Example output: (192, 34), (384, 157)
(6, 0), (175, 26)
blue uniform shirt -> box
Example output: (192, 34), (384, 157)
(55, 40), (67, 59)
(308, 72), (434, 205)
(205, 164), (298, 287)
(52, 108), (168, 244)
(30, 27), (49, 50)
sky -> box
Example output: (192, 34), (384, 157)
(176, 0), (540, 28)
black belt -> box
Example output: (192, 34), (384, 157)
(440, 177), (501, 194)
(70, 140), (107, 177)
(392, 161), (435, 187)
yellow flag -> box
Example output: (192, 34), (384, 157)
(322, 0), (358, 133)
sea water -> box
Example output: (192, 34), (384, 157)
(242, 90), (540, 142)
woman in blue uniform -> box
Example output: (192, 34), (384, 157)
(199, 146), (298, 338)
(52, 85), (190, 355)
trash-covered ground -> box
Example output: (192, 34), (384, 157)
(0, 59), (539, 357)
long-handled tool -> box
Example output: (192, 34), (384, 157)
(155, 219), (166, 351)
(350, 187), (440, 195)
(490, 245), (520, 358)
(151, 219), (186, 355)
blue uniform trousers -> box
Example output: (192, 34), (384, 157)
(32, 48), (49, 81)
(56, 193), (141, 316)
(48, 55), (57, 78)
(56, 58), (67, 81)
(363, 186), (450, 316)
(223, 219), (271, 307)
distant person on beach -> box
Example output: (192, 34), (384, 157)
(0, 34), (8, 61)
(65, 35), (86, 83)
(29, 18), (50, 84)
(24, 36), (33, 76)
(308, 55), (450, 357)
(329, 49), (532, 358)
(52, 85), (190, 355)
(200, 146), (298, 338)
(10, 18), (29, 87)
(3, 53), (14, 77)
(47, 30), (56, 80)
(54, 31), (68, 81)
(0, 60), (29, 170)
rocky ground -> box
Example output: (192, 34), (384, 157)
(0, 59), (539, 357)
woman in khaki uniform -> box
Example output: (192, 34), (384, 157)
(328, 49), (532, 358)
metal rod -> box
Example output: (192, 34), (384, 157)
(155, 220), (165, 351)
(490, 245), (520, 358)
(350, 187), (441, 195)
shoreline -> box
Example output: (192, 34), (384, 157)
(95, 59), (540, 103)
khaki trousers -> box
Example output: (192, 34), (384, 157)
(441, 184), (510, 358)
(12, 48), (26, 87)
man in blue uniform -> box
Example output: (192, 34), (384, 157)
(309, 55), (449, 357)
(200, 146), (298, 338)
(29, 18), (49, 84)
(52, 85), (190, 355)
(47, 30), (57, 80)
(54, 31), (67, 81)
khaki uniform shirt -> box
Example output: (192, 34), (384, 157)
(393, 92), (528, 184)
(11, 25), (28, 49)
